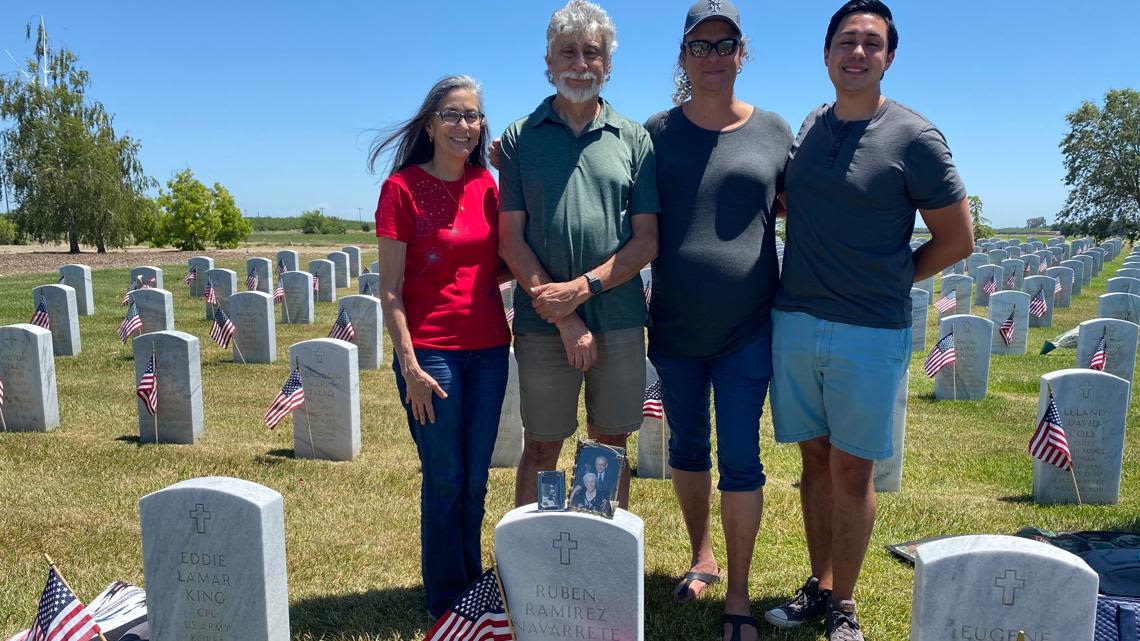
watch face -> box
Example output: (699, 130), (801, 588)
(588, 274), (603, 294)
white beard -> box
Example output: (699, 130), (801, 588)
(555, 71), (603, 104)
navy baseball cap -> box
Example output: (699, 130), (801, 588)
(684, 0), (742, 35)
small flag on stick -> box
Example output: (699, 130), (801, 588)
(423, 568), (513, 641)
(246, 268), (259, 291)
(183, 267), (197, 284)
(983, 276), (998, 295)
(136, 355), (158, 416)
(312, 274), (319, 293)
(276, 258), (287, 277)
(999, 311), (1016, 347)
(204, 279), (218, 306)
(210, 308), (236, 349)
(642, 380), (664, 419)
(933, 290), (957, 313)
(1006, 271), (1017, 288)
(1054, 279), (1063, 296)
(1029, 394), (1072, 471)
(1089, 334), (1107, 371)
(273, 280), (285, 304)
(924, 332), (956, 378)
(265, 367), (305, 430)
(1029, 289), (1047, 319)
(328, 307), (356, 342)
(26, 566), (102, 641)
(118, 302), (142, 343)
(31, 296), (50, 330)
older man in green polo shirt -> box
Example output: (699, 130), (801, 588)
(498, 0), (659, 512)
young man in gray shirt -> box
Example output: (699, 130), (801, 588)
(763, 2), (973, 640)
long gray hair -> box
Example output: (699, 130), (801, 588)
(367, 75), (489, 177)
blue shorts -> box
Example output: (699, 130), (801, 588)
(771, 310), (910, 461)
(648, 332), (772, 492)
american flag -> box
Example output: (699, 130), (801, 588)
(1089, 335), (1108, 371)
(273, 279), (285, 304)
(1023, 263), (1031, 276)
(423, 568), (512, 641)
(933, 289), (957, 313)
(642, 380), (664, 419)
(204, 279), (218, 306)
(1006, 270), (1017, 288)
(117, 302), (142, 343)
(264, 367), (304, 430)
(999, 311), (1016, 347)
(505, 307), (515, 323)
(328, 307), (356, 342)
(25, 568), (101, 641)
(276, 258), (287, 277)
(312, 274), (320, 293)
(136, 354), (157, 416)
(246, 268), (259, 291)
(0, 378), (4, 408)
(1038, 258), (1048, 273)
(983, 275), (998, 295)
(182, 266), (197, 284)
(147, 277), (156, 288)
(1029, 289), (1047, 318)
(210, 307), (236, 349)
(1054, 279), (1063, 295)
(499, 281), (512, 293)
(120, 284), (134, 306)
(923, 331), (956, 378)
(1029, 394), (1072, 471)
(31, 296), (50, 330)
(644, 285), (652, 306)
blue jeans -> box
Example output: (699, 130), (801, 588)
(648, 332), (773, 492)
(392, 345), (509, 618)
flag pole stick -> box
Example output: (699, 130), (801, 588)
(952, 359), (957, 401)
(232, 338), (246, 365)
(295, 356), (315, 456)
(152, 341), (159, 445)
(1045, 381), (1083, 505)
(491, 561), (518, 641)
(0, 402), (7, 432)
(43, 553), (110, 641)
(660, 405), (667, 480)
(283, 288), (291, 324)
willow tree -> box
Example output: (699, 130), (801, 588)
(0, 22), (153, 252)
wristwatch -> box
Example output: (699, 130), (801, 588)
(584, 271), (603, 295)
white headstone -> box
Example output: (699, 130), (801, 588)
(327, 251), (350, 288)
(1000, 259), (1025, 291)
(58, 264), (94, 315)
(281, 272), (314, 324)
(1098, 293), (1140, 324)
(1022, 275), (1056, 328)
(987, 249), (1009, 265)
(1115, 268), (1140, 280)
(491, 348), (524, 468)
(911, 535), (1097, 641)
(205, 268), (238, 320)
(1060, 259), (1085, 296)
(939, 275), (972, 317)
(187, 257), (214, 298)
(289, 338), (361, 461)
(275, 250), (299, 273)
(1075, 318), (1138, 394)
(636, 358), (671, 480)
(1106, 277), (1140, 295)
(246, 257), (273, 294)
(1076, 254), (1094, 286)
(873, 369), (908, 493)
(972, 265), (1002, 307)
(31, 284), (80, 356)
(358, 273), (380, 296)
(0, 324), (60, 431)
(139, 476), (290, 641)
(915, 275), (935, 304)
(132, 331), (205, 445)
(133, 288), (176, 334)
(988, 291), (1030, 356)
(131, 266), (164, 290)
(910, 288), (928, 352)
(495, 506), (644, 641)
(965, 253), (989, 278)
(229, 292), (277, 364)
(338, 295), (382, 370)
(1046, 265), (1074, 308)
(934, 314), (992, 400)
(308, 259), (336, 303)
(342, 245), (362, 277)
(1032, 369), (1129, 504)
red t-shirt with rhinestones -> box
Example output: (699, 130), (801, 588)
(375, 164), (510, 350)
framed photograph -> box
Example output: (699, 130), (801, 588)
(568, 439), (625, 519)
(537, 470), (566, 512)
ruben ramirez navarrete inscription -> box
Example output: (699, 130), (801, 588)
(140, 476), (289, 641)
(495, 506), (644, 641)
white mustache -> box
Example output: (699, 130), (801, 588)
(560, 71), (597, 82)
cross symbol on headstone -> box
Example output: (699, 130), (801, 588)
(190, 504), (211, 534)
(1080, 382), (1094, 399)
(993, 569), (1025, 606)
(552, 532), (578, 566)
(315, 350), (324, 364)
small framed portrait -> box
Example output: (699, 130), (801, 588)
(537, 470), (566, 512)
(568, 440), (625, 519)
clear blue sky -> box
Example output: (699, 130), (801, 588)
(1, 1), (1136, 228)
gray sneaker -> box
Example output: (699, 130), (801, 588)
(763, 576), (831, 629)
(826, 598), (864, 641)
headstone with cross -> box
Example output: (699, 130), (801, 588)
(912, 535), (1097, 641)
(1033, 369), (1130, 505)
(228, 291), (277, 364)
(289, 338), (360, 461)
(495, 506), (644, 641)
(491, 348), (523, 468)
(132, 331), (205, 445)
(0, 323), (60, 432)
(140, 476), (290, 641)
(1075, 318), (1138, 400)
(934, 314), (993, 400)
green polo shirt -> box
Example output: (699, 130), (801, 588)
(499, 96), (660, 335)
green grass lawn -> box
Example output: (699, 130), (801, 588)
(0, 249), (1136, 640)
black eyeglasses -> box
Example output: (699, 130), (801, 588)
(434, 109), (484, 126)
(684, 38), (740, 58)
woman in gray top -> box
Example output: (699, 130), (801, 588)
(643, 2), (792, 640)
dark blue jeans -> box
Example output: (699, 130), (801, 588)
(392, 345), (509, 618)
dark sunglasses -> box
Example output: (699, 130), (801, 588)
(684, 38), (740, 58)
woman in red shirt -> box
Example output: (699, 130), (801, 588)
(370, 75), (510, 619)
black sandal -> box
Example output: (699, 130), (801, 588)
(723, 613), (758, 641)
(671, 570), (720, 603)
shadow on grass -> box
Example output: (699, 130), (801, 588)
(291, 586), (430, 640)
(114, 434), (139, 444)
(264, 448), (295, 459)
(997, 493), (1034, 503)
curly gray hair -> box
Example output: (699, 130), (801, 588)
(671, 36), (751, 106)
(545, 0), (618, 84)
